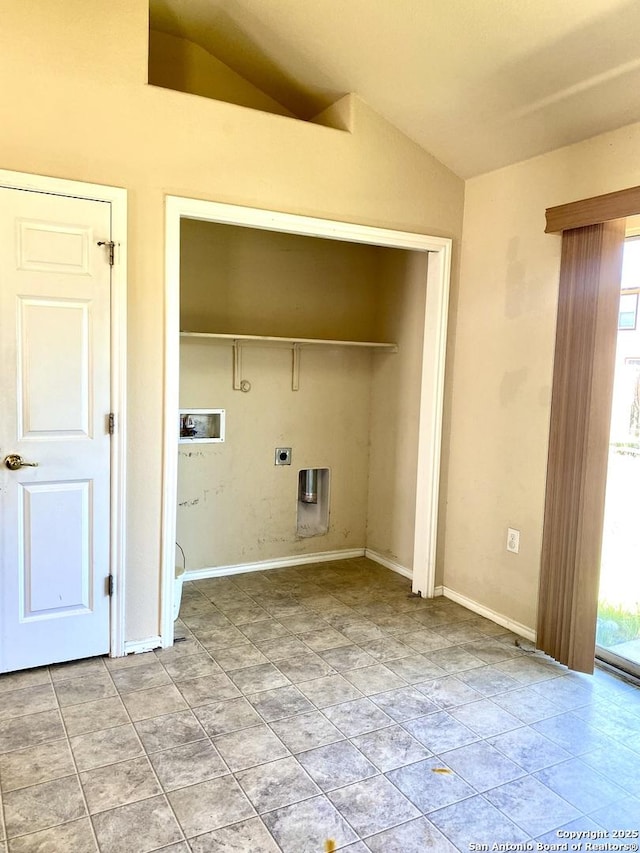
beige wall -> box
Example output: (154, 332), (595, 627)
(0, 0), (463, 643)
(178, 342), (373, 567)
(148, 30), (294, 118)
(179, 220), (384, 340)
(445, 122), (640, 631)
(367, 250), (429, 569)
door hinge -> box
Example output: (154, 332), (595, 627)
(107, 575), (114, 596)
(108, 413), (115, 435)
(97, 240), (115, 266)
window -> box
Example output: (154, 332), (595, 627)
(618, 291), (639, 329)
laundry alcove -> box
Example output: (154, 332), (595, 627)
(161, 198), (451, 645)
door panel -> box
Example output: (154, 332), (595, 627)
(18, 219), (92, 274)
(18, 298), (91, 437)
(21, 480), (92, 619)
(0, 187), (112, 672)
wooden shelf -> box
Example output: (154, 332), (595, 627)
(180, 331), (398, 352)
(180, 331), (397, 392)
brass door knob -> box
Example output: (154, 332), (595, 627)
(4, 454), (39, 470)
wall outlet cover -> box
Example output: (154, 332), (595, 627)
(506, 527), (520, 554)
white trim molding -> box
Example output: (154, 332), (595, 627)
(184, 549), (366, 582)
(364, 549), (413, 580)
(162, 197), (452, 647)
(123, 636), (162, 656)
(440, 586), (537, 643)
(412, 240), (451, 598)
(0, 169), (128, 659)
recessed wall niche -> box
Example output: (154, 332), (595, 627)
(148, 5), (347, 128)
(177, 216), (428, 576)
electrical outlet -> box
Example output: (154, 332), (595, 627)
(506, 527), (520, 554)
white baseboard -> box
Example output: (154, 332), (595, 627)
(440, 586), (537, 642)
(122, 636), (162, 655)
(184, 548), (366, 582)
(364, 549), (413, 580)
(434, 585), (444, 597)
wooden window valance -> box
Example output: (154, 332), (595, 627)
(546, 185), (640, 233)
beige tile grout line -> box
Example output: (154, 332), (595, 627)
(155, 628), (289, 846)
(0, 658), (190, 852)
(101, 645), (276, 851)
(0, 666), (74, 847)
(125, 694), (244, 851)
(77, 658), (193, 853)
(153, 612), (406, 849)
(55, 658), (116, 853)
(150, 613), (381, 848)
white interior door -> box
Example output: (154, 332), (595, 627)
(0, 187), (112, 673)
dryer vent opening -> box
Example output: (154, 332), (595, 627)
(297, 468), (329, 537)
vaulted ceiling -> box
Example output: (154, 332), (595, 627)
(149, 0), (640, 178)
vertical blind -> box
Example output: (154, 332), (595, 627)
(537, 220), (625, 673)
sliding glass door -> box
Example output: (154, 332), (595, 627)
(596, 237), (640, 677)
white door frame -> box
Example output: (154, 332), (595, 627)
(0, 169), (128, 658)
(161, 196), (451, 646)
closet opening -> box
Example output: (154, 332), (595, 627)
(160, 198), (451, 647)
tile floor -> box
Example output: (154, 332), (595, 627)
(1, 557), (639, 852)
